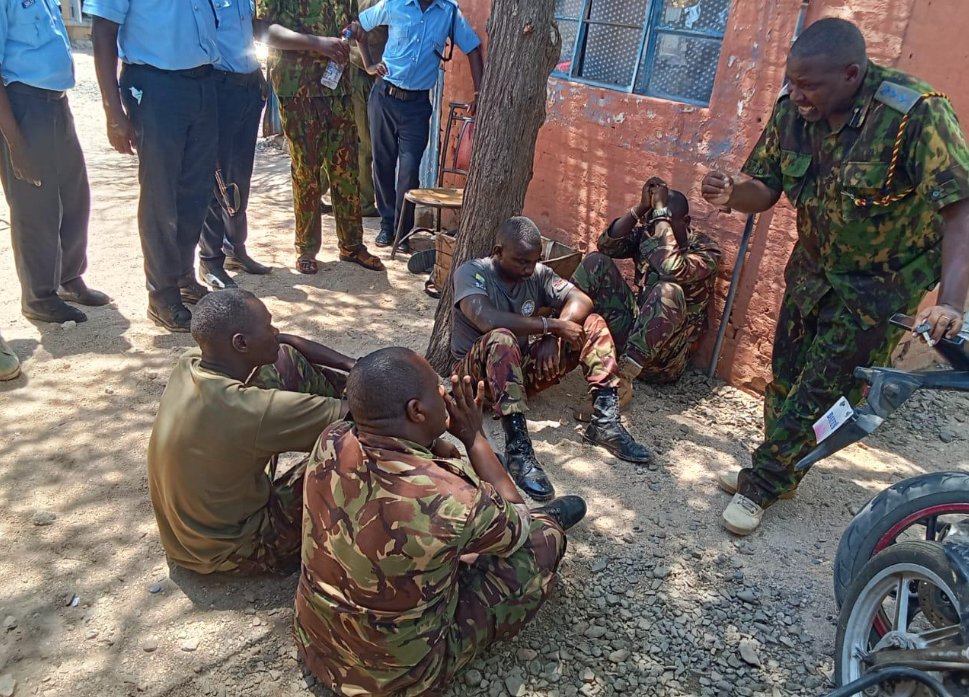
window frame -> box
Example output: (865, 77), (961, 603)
(552, 0), (730, 107)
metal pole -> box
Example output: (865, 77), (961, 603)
(707, 213), (756, 378)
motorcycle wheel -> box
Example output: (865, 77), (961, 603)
(834, 471), (969, 608)
(835, 541), (962, 696)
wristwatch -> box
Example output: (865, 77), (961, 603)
(648, 206), (672, 227)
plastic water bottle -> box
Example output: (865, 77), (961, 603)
(320, 28), (352, 89)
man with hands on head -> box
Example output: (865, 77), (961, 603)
(700, 18), (969, 535)
(295, 346), (585, 697)
(572, 176), (721, 419)
(451, 216), (654, 504)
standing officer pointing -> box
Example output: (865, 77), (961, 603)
(701, 18), (969, 535)
(353, 0), (484, 249)
(88, 0), (219, 332)
(0, 0), (110, 324)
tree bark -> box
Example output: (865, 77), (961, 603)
(424, 0), (560, 373)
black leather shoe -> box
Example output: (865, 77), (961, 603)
(23, 301), (87, 324)
(58, 280), (111, 306)
(179, 280), (210, 305)
(583, 387), (654, 464)
(375, 229), (394, 248)
(534, 495), (587, 531)
(148, 303), (192, 333)
(200, 264), (238, 290)
(501, 413), (555, 501)
(224, 253), (271, 275)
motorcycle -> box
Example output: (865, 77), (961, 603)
(791, 314), (969, 695)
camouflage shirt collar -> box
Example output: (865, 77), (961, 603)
(356, 430), (436, 459)
(841, 60), (884, 132)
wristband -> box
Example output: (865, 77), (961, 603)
(541, 317), (549, 336)
(629, 206), (645, 223)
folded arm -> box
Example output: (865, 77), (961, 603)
(277, 334), (355, 372)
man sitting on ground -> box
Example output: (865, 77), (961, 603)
(572, 177), (722, 418)
(451, 216), (653, 502)
(147, 288), (353, 574)
(294, 347), (586, 697)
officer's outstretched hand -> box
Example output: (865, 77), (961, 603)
(313, 36), (350, 64)
(444, 375), (485, 449)
(915, 304), (965, 343)
(701, 170), (734, 207)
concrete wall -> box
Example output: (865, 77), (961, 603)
(442, 0), (968, 390)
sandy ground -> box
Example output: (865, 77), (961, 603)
(1, 50), (968, 697)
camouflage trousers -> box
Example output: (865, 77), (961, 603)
(278, 94), (364, 258)
(572, 252), (694, 384)
(443, 514), (566, 689)
(738, 288), (916, 506)
(453, 314), (621, 418)
(224, 344), (345, 574)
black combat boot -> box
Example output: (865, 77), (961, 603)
(501, 413), (555, 501)
(534, 495), (587, 531)
(583, 387), (653, 464)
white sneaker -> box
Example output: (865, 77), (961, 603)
(717, 469), (796, 500)
(721, 493), (764, 535)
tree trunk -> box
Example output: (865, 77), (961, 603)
(424, 0), (560, 373)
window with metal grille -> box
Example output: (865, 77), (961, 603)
(554, 0), (732, 106)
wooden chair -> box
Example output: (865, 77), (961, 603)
(391, 102), (475, 260)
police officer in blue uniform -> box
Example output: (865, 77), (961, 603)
(199, 0), (271, 291)
(354, 0), (484, 248)
(87, 0), (220, 332)
(0, 0), (110, 323)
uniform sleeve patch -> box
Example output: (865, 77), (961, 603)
(552, 278), (570, 292)
(473, 273), (487, 290)
(874, 81), (922, 115)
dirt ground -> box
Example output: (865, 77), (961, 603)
(1, 50), (968, 697)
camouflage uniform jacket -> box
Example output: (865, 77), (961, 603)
(742, 61), (969, 328)
(257, 0), (354, 98)
(596, 222), (722, 337)
(294, 422), (530, 697)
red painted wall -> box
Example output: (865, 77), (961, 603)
(442, 0), (968, 391)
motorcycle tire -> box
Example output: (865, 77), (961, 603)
(835, 541), (960, 690)
(833, 471), (969, 609)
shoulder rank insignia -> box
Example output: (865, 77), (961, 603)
(874, 81), (922, 114)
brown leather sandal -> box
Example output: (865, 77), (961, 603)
(296, 256), (318, 275)
(339, 247), (385, 271)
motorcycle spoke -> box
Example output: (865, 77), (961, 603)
(892, 576), (912, 633)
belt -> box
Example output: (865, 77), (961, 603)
(126, 63), (214, 79)
(380, 80), (429, 102)
(5, 82), (66, 100)
(214, 68), (263, 87)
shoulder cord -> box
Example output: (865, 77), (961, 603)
(854, 91), (949, 208)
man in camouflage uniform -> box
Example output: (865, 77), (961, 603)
(572, 177), (721, 415)
(147, 289), (353, 573)
(701, 18), (969, 535)
(295, 347), (587, 697)
(256, 2), (384, 274)
(451, 217), (654, 503)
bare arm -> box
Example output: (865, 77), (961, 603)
(466, 47), (484, 114)
(91, 17), (137, 155)
(558, 287), (593, 324)
(915, 198), (969, 340)
(458, 294), (582, 345)
(277, 334), (355, 372)
(0, 84), (40, 186)
(254, 19), (349, 62)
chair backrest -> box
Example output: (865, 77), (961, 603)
(437, 102), (475, 187)
(453, 120), (474, 173)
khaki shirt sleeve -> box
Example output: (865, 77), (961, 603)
(906, 96), (969, 211)
(255, 390), (343, 454)
(741, 101), (784, 195)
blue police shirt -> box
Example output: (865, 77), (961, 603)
(359, 0), (480, 92)
(214, 0), (258, 73)
(85, 0), (219, 71)
(0, 0), (75, 91)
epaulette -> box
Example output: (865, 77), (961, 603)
(874, 81), (923, 114)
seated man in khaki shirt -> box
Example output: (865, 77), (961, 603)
(147, 288), (352, 574)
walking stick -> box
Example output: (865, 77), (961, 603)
(707, 213), (756, 378)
